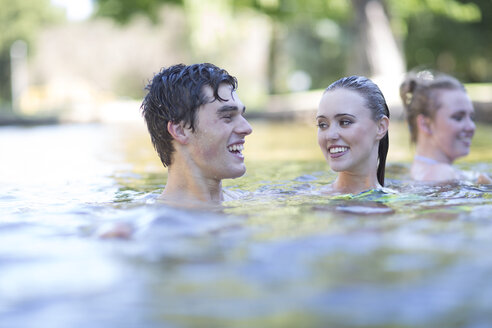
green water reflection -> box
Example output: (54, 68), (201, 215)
(118, 120), (492, 192)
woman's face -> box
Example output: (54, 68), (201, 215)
(428, 89), (475, 162)
(317, 89), (385, 175)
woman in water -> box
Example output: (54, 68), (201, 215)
(317, 76), (390, 195)
(400, 70), (491, 183)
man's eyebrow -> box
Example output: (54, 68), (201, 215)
(217, 105), (246, 114)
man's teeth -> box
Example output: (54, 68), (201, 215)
(329, 146), (348, 154)
(228, 144), (244, 152)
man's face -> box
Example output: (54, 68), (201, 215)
(186, 84), (253, 181)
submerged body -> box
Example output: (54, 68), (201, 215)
(3, 122), (492, 327)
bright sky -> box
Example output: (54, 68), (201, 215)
(51, 0), (94, 21)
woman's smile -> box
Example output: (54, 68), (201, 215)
(328, 145), (349, 158)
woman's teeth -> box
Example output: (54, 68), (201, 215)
(329, 146), (348, 154)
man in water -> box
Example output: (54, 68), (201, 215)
(141, 63), (253, 207)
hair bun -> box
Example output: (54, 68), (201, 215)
(400, 77), (417, 106)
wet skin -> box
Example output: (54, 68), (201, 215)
(426, 89), (475, 163)
(186, 84), (253, 181)
(317, 89), (382, 176)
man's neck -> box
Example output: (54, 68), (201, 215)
(161, 166), (224, 206)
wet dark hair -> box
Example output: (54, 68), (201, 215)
(399, 70), (464, 143)
(324, 76), (390, 186)
(141, 63), (238, 167)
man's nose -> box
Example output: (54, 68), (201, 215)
(237, 115), (253, 136)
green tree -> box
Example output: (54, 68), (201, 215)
(93, 0), (492, 93)
(94, 0), (351, 92)
(230, 0), (351, 92)
(0, 0), (62, 108)
(95, 0), (182, 24)
(391, 0), (491, 82)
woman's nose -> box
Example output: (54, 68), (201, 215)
(465, 115), (476, 132)
(325, 126), (339, 140)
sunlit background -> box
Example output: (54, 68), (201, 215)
(2, 0), (490, 177)
(1, 1), (492, 327)
(1, 0), (491, 123)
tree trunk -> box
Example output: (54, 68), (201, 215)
(350, 0), (405, 79)
(267, 20), (279, 94)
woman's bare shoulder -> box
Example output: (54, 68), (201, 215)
(411, 162), (459, 182)
(477, 173), (492, 184)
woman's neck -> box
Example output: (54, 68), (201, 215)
(414, 154), (442, 165)
(332, 172), (381, 195)
(415, 143), (453, 165)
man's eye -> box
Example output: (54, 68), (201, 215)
(452, 115), (464, 121)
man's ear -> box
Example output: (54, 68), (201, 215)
(416, 114), (432, 135)
(167, 121), (189, 144)
(376, 116), (389, 140)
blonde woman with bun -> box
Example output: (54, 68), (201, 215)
(400, 70), (491, 184)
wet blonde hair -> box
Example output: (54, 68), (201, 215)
(399, 70), (465, 143)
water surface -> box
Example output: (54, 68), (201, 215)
(1, 121), (491, 328)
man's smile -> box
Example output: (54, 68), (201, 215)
(227, 143), (244, 153)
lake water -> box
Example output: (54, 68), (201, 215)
(1, 120), (491, 328)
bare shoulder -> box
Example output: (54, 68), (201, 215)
(411, 162), (459, 182)
(477, 173), (492, 184)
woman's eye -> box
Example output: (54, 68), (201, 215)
(317, 122), (327, 129)
(452, 115), (464, 121)
(340, 120), (352, 126)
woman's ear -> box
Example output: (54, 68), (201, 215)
(167, 121), (189, 144)
(416, 114), (432, 135)
(376, 116), (389, 140)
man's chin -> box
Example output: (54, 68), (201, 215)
(223, 166), (247, 179)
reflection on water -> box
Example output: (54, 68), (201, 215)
(1, 121), (492, 328)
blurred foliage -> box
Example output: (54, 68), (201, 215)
(1, 0), (490, 108)
(389, 0), (481, 22)
(95, 0), (352, 92)
(93, 0), (492, 93)
(231, 0), (350, 20)
(0, 0), (62, 106)
(231, 0), (352, 92)
(391, 0), (492, 82)
(94, 0), (182, 24)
